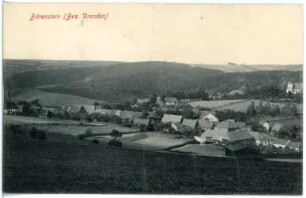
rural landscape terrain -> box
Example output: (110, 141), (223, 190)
(3, 59), (303, 194)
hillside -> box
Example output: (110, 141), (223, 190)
(10, 90), (104, 107)
(5, 60), (302, 102)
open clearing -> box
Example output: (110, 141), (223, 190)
(4, 130), (302, 194)
(11, 89), (104, 106)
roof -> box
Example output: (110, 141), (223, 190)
(182, 119), (198, 129)
(271, 123), (285, 132)
(82, 105), (96, 114)
(248, 131), (271, 141)
(94, 109), (111, 115)
(5, 101), (19, 110)
(164, 97), (178, 104)
(287, 141), (302, 149)
(236, 121), (246, 129)
(200, 128), (254, 142)
(200, 111), (213, 118)
(162, 114), (182, 123)
(137, 98), (150, 104)
(217, 119), (236, 130)
(198, 119), (214, 129)
(133, 118), (150, 126)
(270, 137), (290, 145)
(294, 83), (303, 90)
(120, 110), (143, 119)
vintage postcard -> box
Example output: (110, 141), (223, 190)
(2, 3), (303, 195)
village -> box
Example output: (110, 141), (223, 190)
(4, 81), (303, 158)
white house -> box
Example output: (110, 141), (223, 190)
(200, 111), (219, 122)
(286, 82), (303, 94)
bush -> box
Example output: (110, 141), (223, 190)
(37, 131), (46, 140)
(30, 127), (38, 139)
(108, 139), (122, 147)
(92, 139), (99, 144)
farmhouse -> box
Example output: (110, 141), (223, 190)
(164, 97), (179, 107)
(287, 141), (302, 152)
(4, 101), (21, 115)
(286, 82), (303, 94)
(270, 137), (290, 149)
(198, 119), (215, 131)
(215, 119), (237, 132)
(200, 111), (219, 122)
(248, 131), (272, 146)
(270, 123), (287, 136)
(171, 122), (191, 134)
(133, 118), (150, 131)
(195, 127), (255, 151)
(162, 114), (183, 124)
(182, 119), (198, 130)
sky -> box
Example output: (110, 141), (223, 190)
(3, 4), (303, 64)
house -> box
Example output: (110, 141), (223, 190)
(182, 119), (198, 130)
(161, 114), (183, 124)
(228, 85), (247, 96)
(133, 118), (150, 131)
(259, 121), (271, 132)
(215, 119), (237, 132)
(287, 141), (302, 152)
(270, 137), (290, 149)
(156, 97), (165, 107)
(270, 123), (287, 136)
(39, 109), (53, 119)
(4, 101), (21, 115)
(286, 82), (303, 94)
(198, 119), (215, 131)
(137, 98), (150, 104)
(200, 111), (219, 122)
(93, 108), (112, 115)
(236, 121), (246, 129)
(171, 122), (191, 134)
(194, 127), (256, 151)
(248, 131), (273, 146)
(164, 97), (179, 107)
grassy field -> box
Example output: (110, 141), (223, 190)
(4, 115), (80, 126)
(3, 128), (302, 194)
(11, 89), (104, 106)
(189, 100), (243, 109)
(189, 99), (303, 114)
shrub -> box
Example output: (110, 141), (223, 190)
(30, 127), (38, 139)
(108, 139), (122, 147)
(37, 131), (46, 140)
(92, 139), (99, 144)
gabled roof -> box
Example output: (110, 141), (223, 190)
(137, 98), (150, 104)
(120, 110), (142, 119)
(164, 97), (178, 104)
(217, 119), (236, 130)
(287, 141), (302, 149)
(270, 137), (290, 146)
(294, 83), (303, 90)
(198, 119), (215, 129)
(94, 109), (111, 115)
(5, 101), (19, 110)
(162, 114), (182, 123)
(82, 105), (96, 114)
(200, 111), (213, 118)
(133, 118), (150, 126)
(248, 131), (271, 141)
(271, 123), (285, 132)
(200, 128), (254, 142)
(182, 119), (198, 129)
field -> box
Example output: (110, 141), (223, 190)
(189, 100), (243, 109)
(189, 99), (303, 114)
(3, 129), (302, 194)
(4, 115), (80, 126)
(10, 90), (104, 106)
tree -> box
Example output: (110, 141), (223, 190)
(110, 129), (122, 140)
(263, 102), (271, 115)
(257, 100), (264, 114)
(247, 101), (256, 116)
(93, 101), (100, 109)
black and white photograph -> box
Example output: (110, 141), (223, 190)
(2, 3), (303, 195)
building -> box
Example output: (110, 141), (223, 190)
(194, 126), (255, 151)
(270, 137), (290, 149)
(286, 82), (303, 94)
(133, 118), (150, 131)
(198, 119), (215, 131)
(164, 97), (179, 107)
(182, 119), (198, 130)
(287, 141), (302, 152)
(200, 111), (219, 122)
(4, 101), (21, 115)
(270, 123), (287, 136)
(248, 131), (273, 146)
(161, 114), (183, 124)
(171, 122), (191, 134)
(215, 119), (237, 132)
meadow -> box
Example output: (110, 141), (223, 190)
(3, 129), (302, 194)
